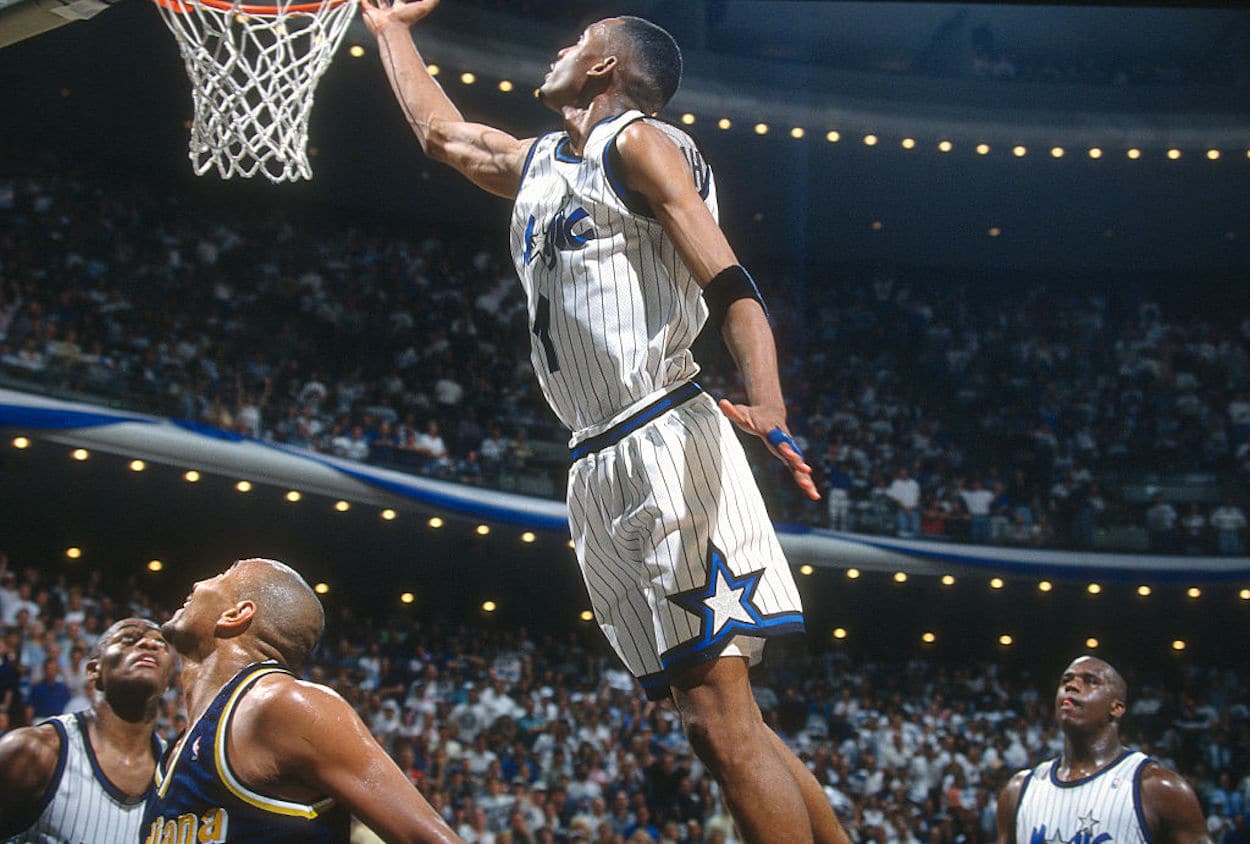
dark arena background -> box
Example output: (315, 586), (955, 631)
(1, 1), (1248, 843)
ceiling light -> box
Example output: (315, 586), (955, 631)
(11, 437), (30, 449)
(826, 130), (841, 143)
(799, 564), (814, 576)
(184, 470), (200, 482)
(937, 140), (952, 152)
(1038, 580), (1053, 592)
(846, 568), (860, 579)
(832, 628), (848, 640)
(381, 509), (397, 520)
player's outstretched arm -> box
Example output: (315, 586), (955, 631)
(994, 770), (1029, 844)
(0, 725), (60, 837)
(360, 0), (532, 198)
(245, 678), (462, 843)
(1139, 765), (1213, 844)
(614, 121), (818, 500)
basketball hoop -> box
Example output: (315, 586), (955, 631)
(153, 0), (356, 182)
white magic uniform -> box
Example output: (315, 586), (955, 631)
(509, 109), (805, 700)
(2, 711), (160, 844)
(1014, 751), (1153, 844)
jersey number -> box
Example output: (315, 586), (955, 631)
(532, 294), (560, 372)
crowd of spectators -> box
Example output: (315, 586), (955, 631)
(1, 171), (1248, 553)
(2, 551), (1248, 844)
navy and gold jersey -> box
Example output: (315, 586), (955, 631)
(142, 662), (350, 843)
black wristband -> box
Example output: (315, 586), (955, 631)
(702, 264), (767, 329)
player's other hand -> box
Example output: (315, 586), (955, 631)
(718, 399), (820, 501)
(359, 0), (439, 35)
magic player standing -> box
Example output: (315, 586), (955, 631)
(996, 655), (1210, 844)
(362, 2), (847, 842)
(0, 619), (173, 844)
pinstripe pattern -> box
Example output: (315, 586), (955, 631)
(4, 712), (154, 844)
(1016, 752), (1151, 844)
(510, 109), (804, 698)
(511, 110), (712, 439)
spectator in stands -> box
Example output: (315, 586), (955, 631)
(1146, 494), (1178, 553)
(887, 467), (922, 538)
(1181, 503), (1210, 556)
(1210, 497), (1247, 556)
(28, 658), (71, 718)
(959, 478), (995, 544)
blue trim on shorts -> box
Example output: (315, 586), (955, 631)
(660, 616), (806, 680)
(569, 382), (703, 461)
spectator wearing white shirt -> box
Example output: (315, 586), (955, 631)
(886, 467), (921, 538)
(1210, 497), (1247, 555)
(959, 478), (996, 544)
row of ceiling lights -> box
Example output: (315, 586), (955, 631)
(22, 438), (1250, 601)
(336, 51), (1248, 161)
(830, 627), (1194, 652)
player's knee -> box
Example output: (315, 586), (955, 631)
(681, 709), (757, 774)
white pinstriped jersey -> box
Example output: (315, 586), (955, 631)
(1015, 751), (1151, 844)
(509, 109), (716, 440)
(3, 712), (158, 844)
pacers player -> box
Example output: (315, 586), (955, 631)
(996, 656), (1210, 844)
(142, 558), (459, 843)
(362, 3), (846, 842)
(0, 618), (173, 844)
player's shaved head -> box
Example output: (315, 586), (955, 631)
(605, 16), (681, 114)
(230, 558), (324, 670)
(1072, 655), (1128, 706)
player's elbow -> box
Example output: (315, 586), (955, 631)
(422, 118), (456, 164)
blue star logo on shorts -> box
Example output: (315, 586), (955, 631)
(670, 542), (767, 641)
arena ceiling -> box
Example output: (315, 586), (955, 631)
(0, 1), (1247, 277)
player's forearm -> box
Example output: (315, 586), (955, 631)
(721, 299), (786, 413)
(374, 24), (465, 158)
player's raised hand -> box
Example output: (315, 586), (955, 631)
(718, 399), (820, 501)
(358, 0), (439, 35)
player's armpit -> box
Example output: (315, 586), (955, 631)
(994, 771), (1030, 844)
(0, 726), (60, 831)
(1138, 766), (1213, 844)
(247, 681), (460, 843)
(614, 122), (737, 283)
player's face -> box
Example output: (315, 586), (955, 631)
(538, 21), (614, 108)
(162, 565), (238, 653)
(1055, 657), (1124, 730)
(91, 621), (174, 696)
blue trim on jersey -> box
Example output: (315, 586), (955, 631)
(554, 136), (582, 163)
(602, 113), (647, 210)
(1014, 770), (1034, 842)
(75, 711), (149, 804)
(1133, 757), (1155, 844)
(33, 717), (71, 824)
(1048, 750), (1136, 789)
(516, 132), (556, 195)
(569, 382), (702, 460)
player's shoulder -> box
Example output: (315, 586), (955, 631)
(999, 767), (1034, 800)
(1137, 759), (1197, 801)
(0, 720), (64, 789)
(240, 672), (352, 730)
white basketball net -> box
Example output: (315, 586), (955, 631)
(154, 0), (357, 182)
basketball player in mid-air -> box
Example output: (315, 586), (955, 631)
(143, 558), (460, 843)
(362, 3), (846, 842)
(0, 618), (173, 844)
(997, 655), (1210, 844)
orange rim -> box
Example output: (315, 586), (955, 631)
(152, 0), (350, 15)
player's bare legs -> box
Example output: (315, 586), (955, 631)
(671, 657), (848, 844)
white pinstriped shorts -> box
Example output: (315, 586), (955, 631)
(567, 386), (805, 700)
